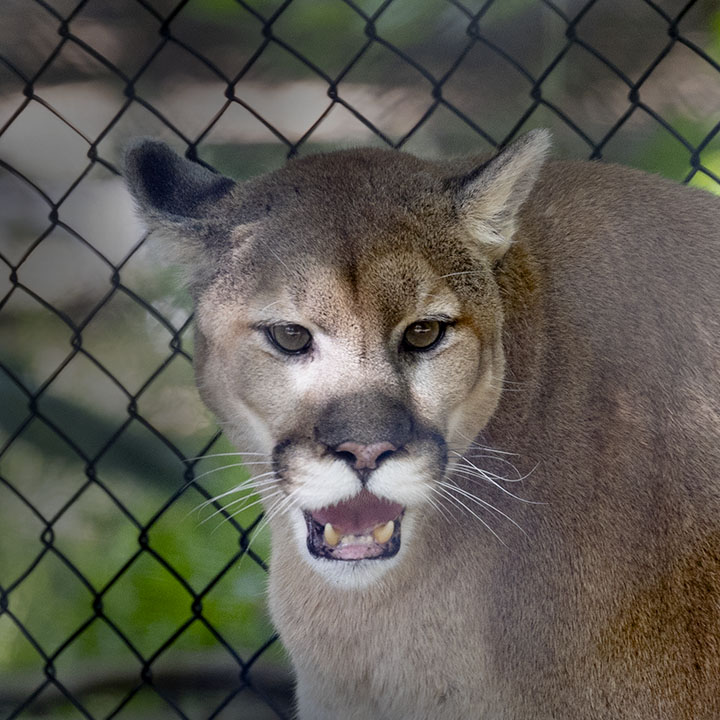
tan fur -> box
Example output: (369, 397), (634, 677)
(124, 133), (720, 719)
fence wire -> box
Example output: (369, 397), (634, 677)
(1, 0), (719, 718)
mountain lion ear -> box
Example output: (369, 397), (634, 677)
(124, 139), (236, 223)
(456, 129), (552, 260)
(124, 139), (238, 289)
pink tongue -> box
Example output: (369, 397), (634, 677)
(311, 489), (403, 534)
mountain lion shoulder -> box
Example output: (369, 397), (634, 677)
(124, 130), (720, 720)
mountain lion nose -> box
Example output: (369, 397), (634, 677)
(334, 441), (398, 471)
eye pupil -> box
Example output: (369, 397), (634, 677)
(268, 323), (312, 354)
(403, 320), (444, 350)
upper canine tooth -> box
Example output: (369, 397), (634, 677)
(324, 523), (340, 547)
(373, 520), (394, 544)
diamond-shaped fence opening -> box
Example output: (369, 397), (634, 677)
(1, 0), (719, 717)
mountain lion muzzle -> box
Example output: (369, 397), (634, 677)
(124, 130), (720, 719)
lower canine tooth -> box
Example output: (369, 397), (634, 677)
(373, 520), (394, 544)
(324, 523), (340, 547)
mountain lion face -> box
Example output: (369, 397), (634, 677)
(125, 133), (547, 586)
(126, 134), (720, 718)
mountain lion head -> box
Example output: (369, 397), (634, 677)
(124, 132), (550, 587)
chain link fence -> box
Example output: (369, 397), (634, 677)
(1, 0), (719, 717)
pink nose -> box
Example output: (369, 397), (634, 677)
(334, 441), (398, 471)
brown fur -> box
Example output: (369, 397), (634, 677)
(125, 133), (720, 719)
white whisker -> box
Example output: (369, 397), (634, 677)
(185, 451), (271, 461)
(437, 480), (527, 536)
(449, 453), (541, 503)
(425, 491), (455, 524)
(458, 453), (523, 478)
(190, 461), (251, 482)
(450, 455), (525, 483)
(264, 489), (301, 525)
(449, 466), (541, 505)
(433, 485), (508, 547)
(193, 472), (281, 513)
(437, 270), (483, 279)
(234, 487), (303, 571)
(256, 299), (283, 313)
(488, 383), (524, 393)
(206, 489), (285, 530)
(448, 451), (523, 480)
(453, 430), (520, 456)
(203, 489), (282, 525)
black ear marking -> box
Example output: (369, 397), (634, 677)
(124, 139), (235, 219)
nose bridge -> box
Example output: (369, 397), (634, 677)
(314, 390), (414, 449)
(325, 331), (402, 397)
(308, 306), (413, 446)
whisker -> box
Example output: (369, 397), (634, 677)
(241, 503), (281, 546)
(245, 487), (300, 534)
(264, 488), (302, 525)
(203, 489), (282, 526)
(488, 383), (524, 393)
(457, 453), (523, 477)
(231, 489), (289, 523)
(193, 472), (280, 513)
(424, 490), (455, 524)
(449, 466), (542, 505)
(450, 453), (540, 500)
(450, 455), (526, 484)
(488, 379), (527, 389)
(448, 451), (523, 480)
(437, 270), (483, 279)
(172, 458), (270, 500)
(437, 480), (527, 536)
(206, 489), (285, 530)
(433, 485), (508, 548)
(256, 299), (283, 313)
(185, 451), (271, 462)
(190, 461), (271, 483)
(234, 488), (303, 570)
(190, 462), (246, 482)
(453, 431), (520, 456)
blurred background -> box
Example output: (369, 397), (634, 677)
(1, 0), (719, 718)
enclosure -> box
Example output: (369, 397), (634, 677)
(1, 0), (720, 717)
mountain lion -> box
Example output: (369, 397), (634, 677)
(125, 131), (720, 719)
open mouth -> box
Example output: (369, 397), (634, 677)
(304, 489), (405, 561)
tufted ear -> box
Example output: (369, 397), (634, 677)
(456, 129), (552, 260)
(124, 139), (236, 224)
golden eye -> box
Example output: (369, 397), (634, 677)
(402, 320), (445, 351)
(267, 323), (312, 354)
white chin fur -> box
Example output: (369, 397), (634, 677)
(289, 509), (419, 589)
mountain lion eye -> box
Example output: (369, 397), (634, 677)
(402, 320), (445, 351)
(267, 323), (312, 354)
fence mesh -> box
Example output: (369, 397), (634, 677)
(1, 0), (719, 717)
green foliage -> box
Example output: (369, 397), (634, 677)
(708, 7), (720, 63)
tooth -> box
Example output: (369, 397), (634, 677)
(373, 521), (394, 544)
(324, 523), (340, 547)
